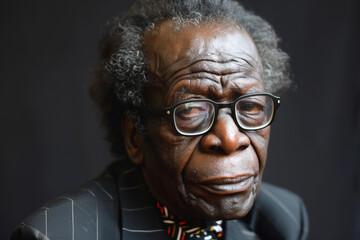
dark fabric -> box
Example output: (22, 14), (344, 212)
(10, 161), (122, 240)
(10, 160), (309, 240)
(10, 224), (49, 240)
(240, 183), (309, 240)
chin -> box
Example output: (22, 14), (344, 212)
(184, 180), (260, 222)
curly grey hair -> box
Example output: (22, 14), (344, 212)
(90, 0), (292, 157)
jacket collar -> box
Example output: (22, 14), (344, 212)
(111, 160), (297, 240)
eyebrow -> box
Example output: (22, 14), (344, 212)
(167, 78), (259, 106)
(159, 54), (262, 105)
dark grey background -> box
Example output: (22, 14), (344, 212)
(0, 0), (359, 239)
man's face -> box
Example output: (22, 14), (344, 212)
(138, 20), (269, 223)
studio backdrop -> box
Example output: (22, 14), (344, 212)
(0, 0), (359, 239)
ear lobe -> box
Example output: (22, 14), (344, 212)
(121, 115), (144, 166)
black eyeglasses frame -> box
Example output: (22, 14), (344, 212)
(143, 92), (280, 136)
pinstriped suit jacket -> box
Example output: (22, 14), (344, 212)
(11, 159), (309, 240)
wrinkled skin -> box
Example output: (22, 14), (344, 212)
(123, 20), (270, 226)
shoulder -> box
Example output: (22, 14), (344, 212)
(257, 182), (308, 221)
(10, 161), (123, 240)
(247, 182), (309, 240)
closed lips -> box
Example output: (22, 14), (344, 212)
(197, 175), (255, 195)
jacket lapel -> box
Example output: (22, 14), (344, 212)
(111, 161), (307, 240)
(225, 220), (259, 240)
(113, 161), (169, 240)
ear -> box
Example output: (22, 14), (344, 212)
(121, 114), (144, 166)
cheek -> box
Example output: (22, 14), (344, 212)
(144, 118), (201, 175)
(141, 122), (204, 216)
(248, 127), (270, 170)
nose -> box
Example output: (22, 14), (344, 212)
(199, 110), (250, 154)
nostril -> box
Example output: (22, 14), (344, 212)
(208, 145), (229, 155)
(209, 145), (219, 152)
(238, 145), (248, 151)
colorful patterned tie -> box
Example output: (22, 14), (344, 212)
(156, 202), (224, 240)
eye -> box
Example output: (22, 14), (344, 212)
(173, 101), (215, 134)
(181, 105), (200, 115)
(235, 96), (271, 128)
(175, 102), (209, 120)
(237, 101), (263, 114)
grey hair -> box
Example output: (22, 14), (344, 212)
(90, 0), (292, 156)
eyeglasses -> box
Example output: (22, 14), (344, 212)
(144, 93), (280, 136)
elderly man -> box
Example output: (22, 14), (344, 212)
(11, 0), (309, 239)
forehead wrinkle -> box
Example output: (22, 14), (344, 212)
(220, 70), (262, 90)
(163, 77), (221, 106)
(160, 58), (262, 106)
(160, 58), (212, 80)
(156, 60), (223, 103)
(219, 66), (257, 88)
(159, 57), (232, 82)
(208, 78), (260, 100)
(144, 20), (264, 108)
(165, 76), (262, 106)
(230, 80), (262, 94)
(161, 56), (257, 83)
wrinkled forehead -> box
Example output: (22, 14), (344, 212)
(142, 20), (262, 80)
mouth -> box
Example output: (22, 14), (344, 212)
(196, 175), (255, 195)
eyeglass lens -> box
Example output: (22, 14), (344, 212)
(235, 95), (273, 129)
(174, 102), (215, 135)
(173, 95), (274, 135)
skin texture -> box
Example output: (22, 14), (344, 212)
(122, 20), (270, 226)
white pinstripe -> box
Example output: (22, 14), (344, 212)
(94, 180), (115, 212)
(82, 188), (99, 240)
(94, 181), (114, 200)
(43, 207), (49, 236)
(82, 188), (96, 197)
(58, 196), (74, 240)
